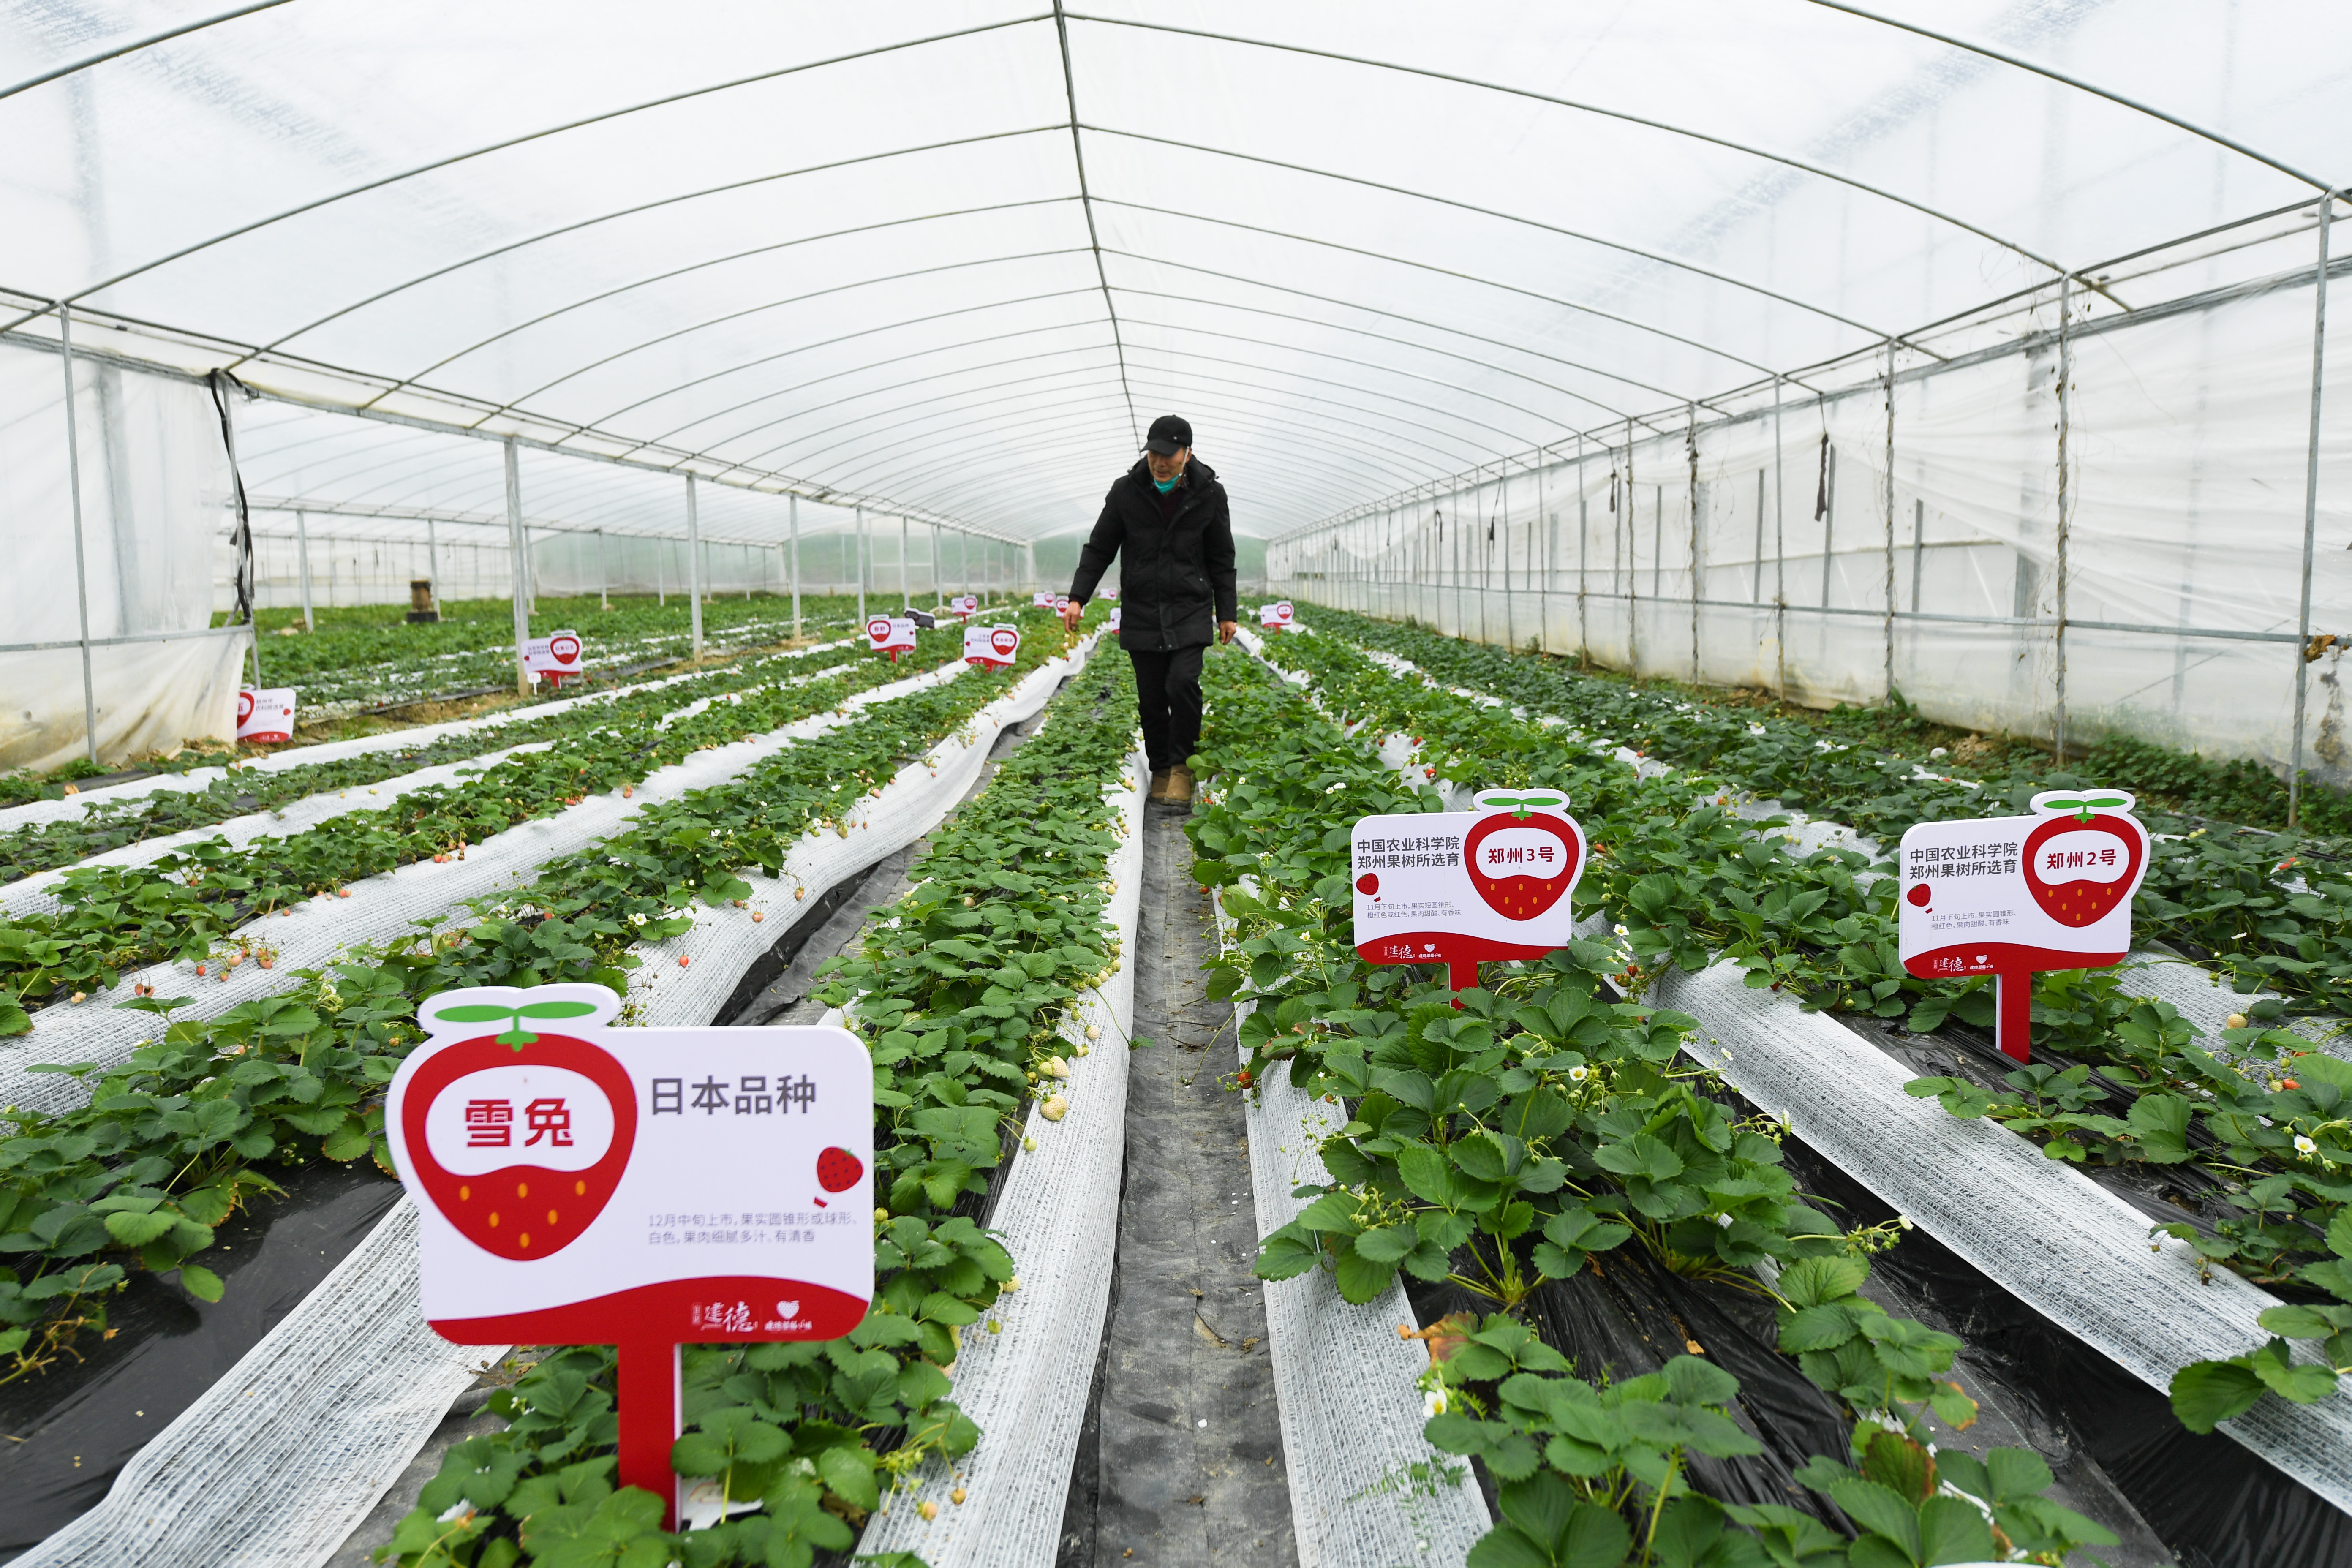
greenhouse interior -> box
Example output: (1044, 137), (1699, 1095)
(0, 5), (2347, 1567)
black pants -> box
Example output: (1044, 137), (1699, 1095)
(1127, 644), (1206, 775)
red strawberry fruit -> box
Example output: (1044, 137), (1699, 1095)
(2022, 811), (2143, 928)
(401, 1032), (637, 1263)
(1462, 812), (1580, 923)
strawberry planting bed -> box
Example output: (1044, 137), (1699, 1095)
(1212, 610), (2352, 1564)
(1, 612), (1152, 1568)
(0, 637), (863, 885)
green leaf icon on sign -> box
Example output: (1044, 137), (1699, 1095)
(431, 998), (598, 1049)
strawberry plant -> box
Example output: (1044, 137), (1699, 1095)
(0, 627), (974, 1026)
(0, 640), (867, 882)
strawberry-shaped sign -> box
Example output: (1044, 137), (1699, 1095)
(1897, 787), (2150, 1061)
(384, 984), (874, 1527)
(1351, 788), (1586, 993)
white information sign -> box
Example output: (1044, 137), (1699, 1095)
(522, 629), (585, 684)
(951, 594), (979, 618)
(235, 686), (297, 743)
(385, 984), (874, 1525)
(1032, 590), (1055, 607)
(387, 985), (874, 1337)
(1107, 606), (1122, 634)
(1259, 601), (1295, 629)
(864, 615), (917, 654)
(964, 623), (1020, 668)
(1350, 788), (1586, 990)
(1897, 788), (2150, 1059)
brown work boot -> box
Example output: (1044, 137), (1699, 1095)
(1149, 768), (1173, 799)
(1164, 764), (1195, 803)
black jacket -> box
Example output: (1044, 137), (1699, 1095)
(1068, 457), (1238, 651)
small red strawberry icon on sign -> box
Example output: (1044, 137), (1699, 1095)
(817, 1146), (863, 1194)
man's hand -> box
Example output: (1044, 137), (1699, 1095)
(1059, 600), (1083, 632)
(1218, 620), (1239, 645)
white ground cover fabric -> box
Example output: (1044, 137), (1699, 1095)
(0, 656), (962, 1115)
(852, 746), (1147, 1568)
(10, 1200), (498, 1568)
(8, 644), (1096, 1568)
(0, 637), (854, 835)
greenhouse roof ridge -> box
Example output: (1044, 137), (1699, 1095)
(3, 3), (2346, 543)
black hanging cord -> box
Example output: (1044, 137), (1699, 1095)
(207, 369), (256, 630)
(1813, 430), (1831, 522)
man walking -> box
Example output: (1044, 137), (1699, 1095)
(1061, 414), (1238, 803)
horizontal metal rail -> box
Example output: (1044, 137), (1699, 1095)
(1280, 580), (2333, 648)
(0, 623), (253, 656)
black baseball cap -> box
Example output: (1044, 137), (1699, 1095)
(1144, 414), (1192, 456)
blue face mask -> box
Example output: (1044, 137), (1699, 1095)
(1152, 474), (1179, 493)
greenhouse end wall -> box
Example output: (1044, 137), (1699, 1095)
(1272, 266), (2350, 793)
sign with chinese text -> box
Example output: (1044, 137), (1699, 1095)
(1107, 605), (1122, 634)
(951, 594), (978, 618)
(1897, 789), (2150, 1060)
(235, 686), (297, 743)
(1032, 590), (1055, 607)
(964, 623), (1020, 668)
(1259, 601), (1295, 629)
(522, 630), (585, 686)
(1351, 788), (1586, 991)
(385, 984), (872, 1524)
(864, 615), (917, 656)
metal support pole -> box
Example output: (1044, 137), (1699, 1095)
(1884, 337), (1897, 703)
(1576, 433), (1589, 661)
(789, 494), (802, 641)
(2054, 275), (2074, 764)
(2291, 193), (2335, 828)
(1774, 376), (1787, 699)
(295, 509), (316, 634)
(685, 474), (705, 660)
(855, 506), (867, 626)
(425, 516), (441, 615)
(58, 305), (101, 763)
(1688, 404), (1701, 682)
(900, 514), (911, 609)
(929, 519), (941, 609)
(504, 437), (530, 696)
(597, 527), (608, 611)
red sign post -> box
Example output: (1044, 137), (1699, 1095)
(1350, 787), (1587, 994)
(1897, 789), (2151, 1061)
(385, 985), (873, 1527)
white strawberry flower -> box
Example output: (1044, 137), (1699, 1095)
(2296, 1134), (2319, 1156)
(1424, 1387), (1448, 1418)
(1568, 1065), (1589, 1082)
